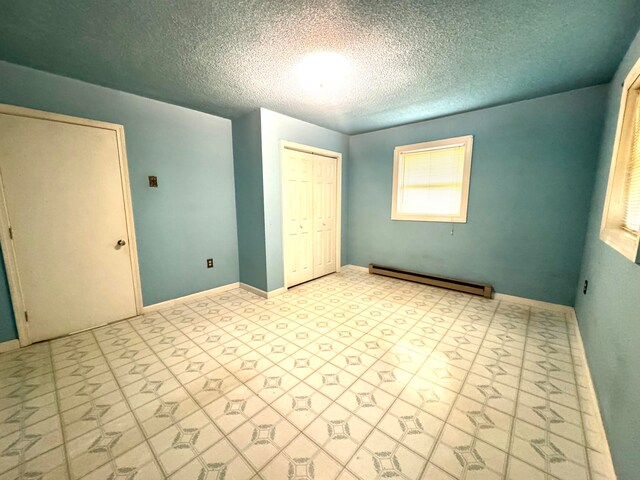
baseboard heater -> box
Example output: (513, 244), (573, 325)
(368, 263), (493, 298)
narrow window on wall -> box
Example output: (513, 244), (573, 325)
(623, 97), (640, 233)
(391, 135), (473, 223)
(601, 56), (640, 263)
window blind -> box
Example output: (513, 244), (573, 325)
(398, 145), (465, 216)
(623, 94), (640, 233)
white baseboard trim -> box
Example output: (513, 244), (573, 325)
(493, 293), (574, 313)
(570, 310), (617, 478)
(344, 264), (369, 272)
(0, 339), (20, 354)
(239, 283), (287, 299)
(142, 282), (240, 313)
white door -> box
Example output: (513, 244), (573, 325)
(313, 156), (337, 277)
(283, 150), (314, 287)
(283, 148), (338, 288)
(0, 112), (139, 342)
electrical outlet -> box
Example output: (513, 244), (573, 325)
(583, 280), (589, 295)
(207, 259), (214, 268)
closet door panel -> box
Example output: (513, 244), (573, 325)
(283, 150), (314, 287)
(313, 156), (337, 278)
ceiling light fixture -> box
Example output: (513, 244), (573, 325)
(294, 52), (350, 91)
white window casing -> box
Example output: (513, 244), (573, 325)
(391, 135), (473, 223)
(601, 55), (640, 264)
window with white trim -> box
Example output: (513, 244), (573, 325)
(391, 135), (473, 222)
(601, 56), (640, 263)
(623, 97), (640, 233)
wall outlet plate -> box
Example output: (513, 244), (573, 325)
(207, 258), (214, 268)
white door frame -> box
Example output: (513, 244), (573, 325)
(280, 140), (342, 289)
(0, 104), (144, 346)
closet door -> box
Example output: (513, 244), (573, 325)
(313, 156), (337, 278)
(283, 150), (314, 287)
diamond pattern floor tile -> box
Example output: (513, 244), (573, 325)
(0, 267), (616, 479)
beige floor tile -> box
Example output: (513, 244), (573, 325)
(304, 403), (373, 465)
(66, 412), (143, 479)
(132, 387), (199, 437)
(304, 364), (358, 398)
(204, 384), (268, 434)
(170, 439), (255, 480)
(271, 382), (332, 430)
(228, 406), (299, 470)
(510, 419), (589, 480)
(0, 445), (68, 480)
(361, 360), (413, 396)
(80, 442), (163, 480)
(346, 429), (426, 480)
(183, 367), (240, 407)
(0, 269), (616, 480)
(0, 415), (63, 475)
(399, 376), (457, 421)
(150, 410), (224, 475)
(0, 392), (58, 439)
(336, 378), (395, 427)
(430, 424), (507, 480)
(61, 389), (131, 440)
(260, 433), (342, 480)
(446, 395), (513, 451)
(0, 374), (56, 411)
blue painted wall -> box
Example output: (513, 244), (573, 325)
(232, 111), (268, 291)
(347, 86), (607, 305)
(574, 30), (640, 480)
(0, 254), (17, 342)
(260, 108), (349, 291)
(0, 61), (239, 342)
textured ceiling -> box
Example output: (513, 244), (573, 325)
(1, 1), (640, 134)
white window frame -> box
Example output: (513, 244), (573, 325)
(391, 135), (474, 223)
(600, 55), (640, 264)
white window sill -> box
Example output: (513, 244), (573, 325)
(600, 227), (640, 263)
(391, 213), (468, 223)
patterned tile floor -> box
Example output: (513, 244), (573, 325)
(0, 267), (617, 479)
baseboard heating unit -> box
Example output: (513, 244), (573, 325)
(368, 263), (493, 298)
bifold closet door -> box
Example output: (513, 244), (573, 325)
(283, 148), (337, 288)
(313, 156), (337, 278)
(0, 112), (138, 342)
(283, 150), (314, 287)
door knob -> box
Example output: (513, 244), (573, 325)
(117, 239), (126, 247)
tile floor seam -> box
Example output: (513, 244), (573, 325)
(243, 288), (413, 476)
(408, 296), (500, 479)
(455, 307), (577, 479)
(220, 282), (418, 477)
(48, 340), (74, 480)
(504, 300), (533, 478)
(0, 269), (614, 480)
(88, 327), (162, 480)
(148, 292), (353, 476)
(340, 293), (464, 479)
(566, 316), (596, 480)
(119, 314), (252, 478)
(191, 284), (373, 477)
(233, 281), (569, 480)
